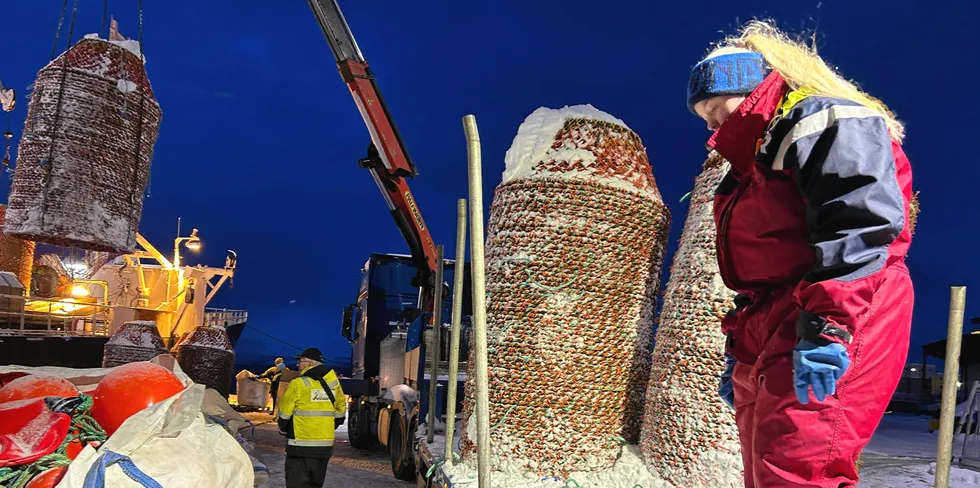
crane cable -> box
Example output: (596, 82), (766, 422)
(37, 0), (80, 230)
(124, 0), (149, 249)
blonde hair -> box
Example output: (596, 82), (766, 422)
(708, 20), (905, 142)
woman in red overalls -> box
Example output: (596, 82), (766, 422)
(687, 21), (915, 487)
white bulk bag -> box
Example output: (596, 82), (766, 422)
(56, 384), (254, 488)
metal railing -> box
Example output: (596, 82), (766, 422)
(204, 308), (248, 327)
(959, 381), (980, 471)
(0, 293), (112, 337)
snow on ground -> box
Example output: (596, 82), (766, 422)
(242, 412), (412, 488)
(240, 410), (979, 487)
(860, 414), (979, 487)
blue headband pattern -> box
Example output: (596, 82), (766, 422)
(687, 52), (769, 113)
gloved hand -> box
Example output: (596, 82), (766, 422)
(718, 351), (737, 410)
(335, 416), (345, 429)
(793, 339), (850, 404)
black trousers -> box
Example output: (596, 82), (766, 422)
(285, 453), (332, 488)
(270, 380), (280, 409)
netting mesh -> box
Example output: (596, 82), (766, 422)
(102, 320), (168, 368)
(5, 37), (162, 253)
(175, 327), (235, 397)
(461, 114), (670, 478)
(639, 151), (742, 486)
(0, 206), (36, 290)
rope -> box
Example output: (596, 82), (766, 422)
(83, 451), (161, 488)
(49, 0), (70, 61)
(124, 0), (149, 250)
(0, 395), (107, 488)
(100, 0), (110, 39)
(38, 0), (80, 231)
(243, 323), (304, 351)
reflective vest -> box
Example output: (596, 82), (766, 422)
(278, 365), (346, 455)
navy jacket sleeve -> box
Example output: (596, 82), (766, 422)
(769, 96), (906, 344)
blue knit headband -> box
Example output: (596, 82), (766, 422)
(687, 52), (769, 113)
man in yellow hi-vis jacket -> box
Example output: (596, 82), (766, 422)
(277, 348), (346, 488)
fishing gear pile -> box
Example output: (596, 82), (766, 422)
(460, 105), (670, 478)
(102, 321), (169, 368)
(0, 206), (35, 291)
(639, 151), (741, 486)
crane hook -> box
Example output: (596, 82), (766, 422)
(0, 86), (15, 113)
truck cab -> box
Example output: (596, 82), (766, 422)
(340, 253), (471, 481)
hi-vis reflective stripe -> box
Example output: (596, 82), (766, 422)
(292, 410), (335, 417)
(287, 439), (334, 447)
(302, 377), (341, 394)
(279, 411), (292, 420)
(334, 410), (346, 418)
(772, 104), (882, 170)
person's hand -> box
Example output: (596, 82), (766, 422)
(718, 352), (737, 410)
(793, 339), (850, 404)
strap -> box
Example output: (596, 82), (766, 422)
(83, 450), (162, 488)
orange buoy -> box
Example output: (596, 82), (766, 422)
(0, 374), (78, 403)
(91, 362), (184, 436)
(25, 466), (67, 488)
(65, 437), (100, 460)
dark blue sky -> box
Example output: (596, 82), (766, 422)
(3, 1), (978, 366)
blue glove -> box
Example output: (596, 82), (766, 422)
(793, 339), (850, 404)
(718, 351), (737, 410)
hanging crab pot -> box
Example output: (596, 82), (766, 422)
(4, 35), (162, 253)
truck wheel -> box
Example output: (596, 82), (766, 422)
(348, 401), (375, 450)
(390, 415), (416, 482)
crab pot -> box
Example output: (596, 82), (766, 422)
(103, 320), (169, 368)
(460, 105), (670, 478)
(174, 326), (235, 397)
(0, 206), (36, 291)
(5, 35), (162, 253)
(639, 151), (742, 486)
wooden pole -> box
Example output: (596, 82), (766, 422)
(935, 286), (967, 488)
(463, 114), (490, 487)
(444, 198), (468, 463)
(426, 245), (445, 444)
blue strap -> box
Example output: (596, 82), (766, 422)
(83, 450), (163, 488)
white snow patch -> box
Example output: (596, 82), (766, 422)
(442, 445), (670, 488)
(502, 104), (629, 184)
(83, 33), (144, 61)
(382, 384), (418, 418)
(116, 79), (138, 94)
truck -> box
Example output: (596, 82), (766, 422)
(304, 0), (477, 483)
(339, 253), (472, 482)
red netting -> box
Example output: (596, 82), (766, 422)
(5, 37), (162, 253)
(0, 205), (36, 290)
(639, 152), (742, 486)
(460, 116), (670, 478)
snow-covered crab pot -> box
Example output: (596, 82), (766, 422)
(5, 35), (162, 254)
(461, 105), (670, 477)
(640, 151), (741, 486)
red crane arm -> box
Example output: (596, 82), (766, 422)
(307, 0), (439, 307)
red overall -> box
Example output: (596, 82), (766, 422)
(708, 72), (914, 487)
